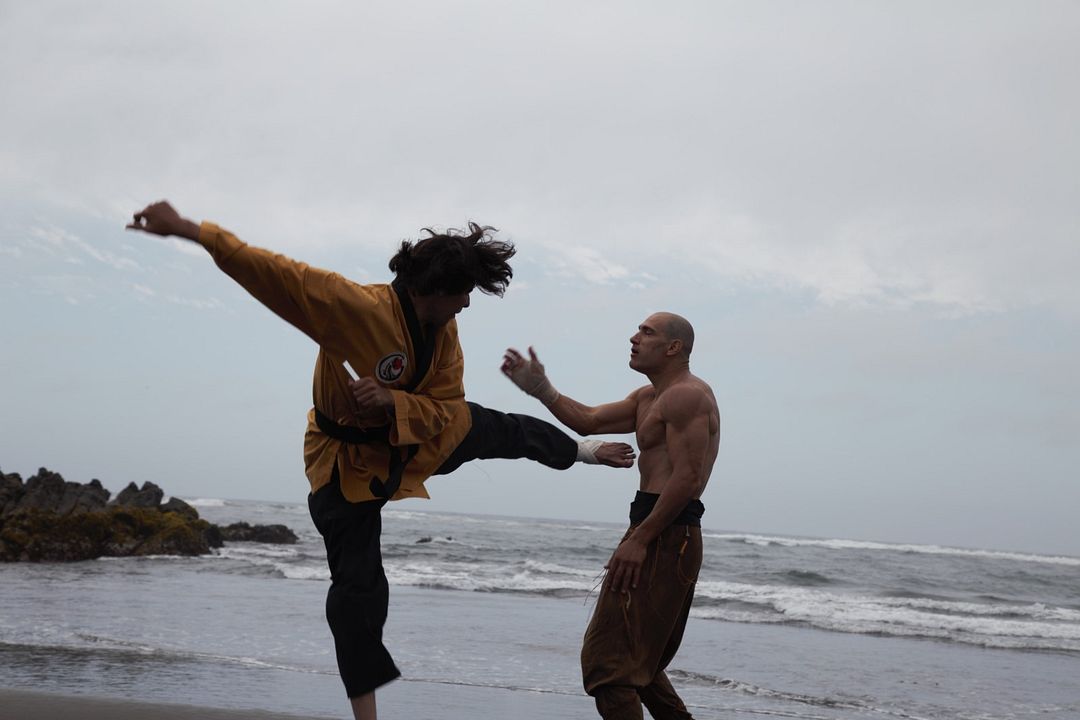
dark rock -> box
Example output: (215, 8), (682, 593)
(13, 468), (67, 514)
(57, 478), (110, 515)
(11, 469), (111, 517)
(135, 516), (217, 556)
(203, 523), (224, 549)
(218, 522), (298, 544)
(0, 506), (220, 561)
(0, 465), (290, 561)
(160, 497), (199, 521)
(416, 536), (432, 544)
(112, 481), (164, 508)
(0, 470), (24, 516)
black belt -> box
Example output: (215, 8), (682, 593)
(314, 408), (418, 500)
(628, 490), (705, 527)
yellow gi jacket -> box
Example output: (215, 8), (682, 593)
(197, 222), (473, 503)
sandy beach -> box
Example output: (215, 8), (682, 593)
(0, 683), (595, 720)
(0, 687), (338, 720)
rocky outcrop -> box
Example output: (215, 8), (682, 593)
(0, 470), (24, 515)
(218, 522), (298, 544)
(11, 468), (110, 516)
(112, 480), (165, 508)
(0, 467), (299, 562)
(160, 496), (199, 520)
(0, 506), (222, 561)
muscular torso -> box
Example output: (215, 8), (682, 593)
(634, 375), (720, 496)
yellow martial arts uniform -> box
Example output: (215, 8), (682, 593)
(196, 222), (472, 503)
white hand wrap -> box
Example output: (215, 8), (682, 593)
(576, 439), (605, 464)
(505, 359), (560, 406)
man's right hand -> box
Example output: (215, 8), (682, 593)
(127, 201), (201, 240)
(349, 377), (395, 416)
(501, 346), (560, 405)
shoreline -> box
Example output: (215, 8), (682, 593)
(0, 687), (339, 720)
(0, 681), (596, 720)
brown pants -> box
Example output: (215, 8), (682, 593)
(581, 523), (703, 720)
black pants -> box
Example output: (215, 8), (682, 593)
(433, 401), (577, 476)
(309, 402), (577, 698)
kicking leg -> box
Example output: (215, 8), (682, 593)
(435, 402), (633, 474)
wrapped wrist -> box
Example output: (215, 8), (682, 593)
(532, 381), (559, 406)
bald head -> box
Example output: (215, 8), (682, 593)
(651, 312), (695, 359)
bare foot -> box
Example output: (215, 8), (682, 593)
(591, 442), (636, 468)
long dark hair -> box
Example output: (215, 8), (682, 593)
(388, 222), (515, 296)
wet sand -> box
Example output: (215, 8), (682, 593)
(0, 687), (339, 720)
(0, 681), (596, 720)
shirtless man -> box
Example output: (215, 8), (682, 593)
(502, 312), (720, 720)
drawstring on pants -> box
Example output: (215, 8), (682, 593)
(676, 527), (695, 585)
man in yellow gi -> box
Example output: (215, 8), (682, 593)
(502, 313), (720, 720)
(127, 200), (635, 720)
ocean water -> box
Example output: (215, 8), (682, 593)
(1, 497), (1078, 719)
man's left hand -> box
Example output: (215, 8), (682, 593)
(127, 200), (201, 240)
(605, 534), (647, 594)
(349, 378), (394, 415)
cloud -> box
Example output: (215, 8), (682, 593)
(3, 3), (1076, 317)
(647, 204), (1079, 316)
(164, 294), (224, 311)
(131, 281), (224, 310)
(168, 238), (209, 258)
(540, 244), (632, 285)
(30, 274), (98, 305)
(30, 225), (142, 272)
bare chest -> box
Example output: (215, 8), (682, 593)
(635, 396), (667, 450)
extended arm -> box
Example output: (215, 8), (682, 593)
(127, 201), (348, 351)
(501, 346), (638, 435)
(605, 385), (712, 593)
(131, 201), (468, 444)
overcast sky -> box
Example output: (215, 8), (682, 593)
(2, 1), (1078, 556)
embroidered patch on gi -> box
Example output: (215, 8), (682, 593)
(376, 352), (408, 384)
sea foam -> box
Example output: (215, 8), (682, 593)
(706, 533), (1080, 567)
